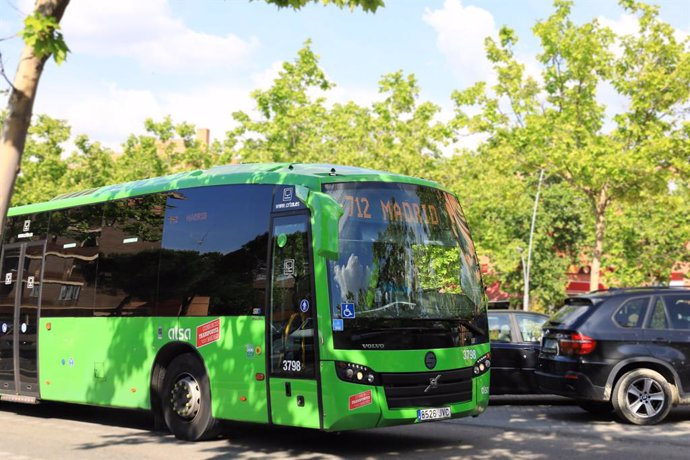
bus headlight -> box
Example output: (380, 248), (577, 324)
(335, 361), (380, 386)
(473, 353), (491, 377)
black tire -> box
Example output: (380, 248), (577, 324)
(612, 368), (673, 425)
(577, 400), (614, 415)
(161, 353), (218, 441)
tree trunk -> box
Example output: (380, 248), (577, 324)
(589, 191), (608, 292)
(0, 0), (69, 238)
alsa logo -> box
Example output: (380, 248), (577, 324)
(168, 327), (191, 341)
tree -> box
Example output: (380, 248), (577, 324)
(113, 116), (229, 183)
(12, 114), (70, 205)
(0, 0), (383, 239)
(228, 42), (452, 178)
(439, 144), (588, 311)
(62, 135), (116, 193)
(453, 0), (690, 292)
(0, 0), (69, 227)
(604, 188), (690, 286)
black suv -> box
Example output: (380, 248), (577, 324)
(537, 287), (690, 425)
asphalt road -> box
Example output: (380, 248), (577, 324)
(1, 396), (689, 459)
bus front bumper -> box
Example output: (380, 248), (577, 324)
(321, 366), (490, 431)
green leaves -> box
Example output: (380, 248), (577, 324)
(9, 0), (687, 310)
(262, 0), (384, 13)
(20, 11), (69, 64)
(228, 42), (451, 176)
(451, 0), (690, 300)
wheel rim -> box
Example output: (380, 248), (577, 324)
(169, 373), (201, 420)
(625, 377), (665, 419)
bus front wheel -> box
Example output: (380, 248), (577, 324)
(161, 353), (218, 441)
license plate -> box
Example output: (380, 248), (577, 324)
(542, 338), (558, 354)
(417, 407), (451, 422)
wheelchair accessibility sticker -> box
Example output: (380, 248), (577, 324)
(341, 303), (356, 319)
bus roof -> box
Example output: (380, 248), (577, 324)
(9, 163), (444, 216)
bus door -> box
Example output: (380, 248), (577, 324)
(0, 241), (44, 399)
(267, 212), (321, 428)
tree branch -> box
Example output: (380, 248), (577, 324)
(0, 51), (16, 90)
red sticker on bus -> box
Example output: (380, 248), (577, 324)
(348, 390), (372, 410)
(196, 318), (221, 348)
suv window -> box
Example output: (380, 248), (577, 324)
(649, 298), (669, 329)
(613, 297), (650, 328)
(547, 300), (592, 328)
(663, 294), (690, 330)
(488, 314), (512, 342)
(515, 313), (546, 342)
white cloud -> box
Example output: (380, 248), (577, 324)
(60, 0), (258, 74)
(597, 80), (630, 132)
(250, 60), (285, 90)
(519, 52), (543, 86)
(599, 13), (640, 37)
(423, 0), (497, 88)
(249, 61), (381, 111)
(33, 79), (257, 151)
(323, 84), (380, 109)
(600, 13), (689, 57)
(161, 85), (255, 140)
(333, 254), (372, 305)
(35, 82), (161, 149)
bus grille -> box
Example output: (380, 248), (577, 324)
(381, 367), (474, 409)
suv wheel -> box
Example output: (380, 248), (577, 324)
(612, 368), (673, 425)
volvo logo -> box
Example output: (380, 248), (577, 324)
(424, 351), (437, 369)
(424, 374), (442, 393)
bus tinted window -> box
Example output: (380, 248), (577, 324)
(42, 205), (103, 317)
(158, 185), (272, 316)
(95, 195), (165, 317)
(3, 213), (50, 245)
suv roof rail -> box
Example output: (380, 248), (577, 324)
(588, 285), (689, 294)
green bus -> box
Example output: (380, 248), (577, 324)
(0, 163), (490, 441)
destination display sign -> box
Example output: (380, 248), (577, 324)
(324, 182), (447, 227)
(339, 194), (441, 225)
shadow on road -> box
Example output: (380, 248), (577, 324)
(0, 400), (154, 430)
(211, 423), (453, 458)
(489, 394), (573, 406)
(3, 398), (690, 459)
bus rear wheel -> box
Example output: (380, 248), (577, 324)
(161, 353), (218, 441)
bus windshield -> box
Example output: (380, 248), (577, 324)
(324, 182), (487, 350)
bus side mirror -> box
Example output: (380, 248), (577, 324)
(305, 191), (343, 260)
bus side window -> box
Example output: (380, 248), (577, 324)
(94, 195), (165, 317)
(42, 205), (103, 318)
(158, 184), (273, 317)
(2, 213), (49, 245)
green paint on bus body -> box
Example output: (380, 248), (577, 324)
(9, 163), (441, 217)
(39, 316), (269, 423)
(14, 163), (488, 432)
(269, 378), (320, 428)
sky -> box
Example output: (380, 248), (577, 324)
(0, 0), (688, 151)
